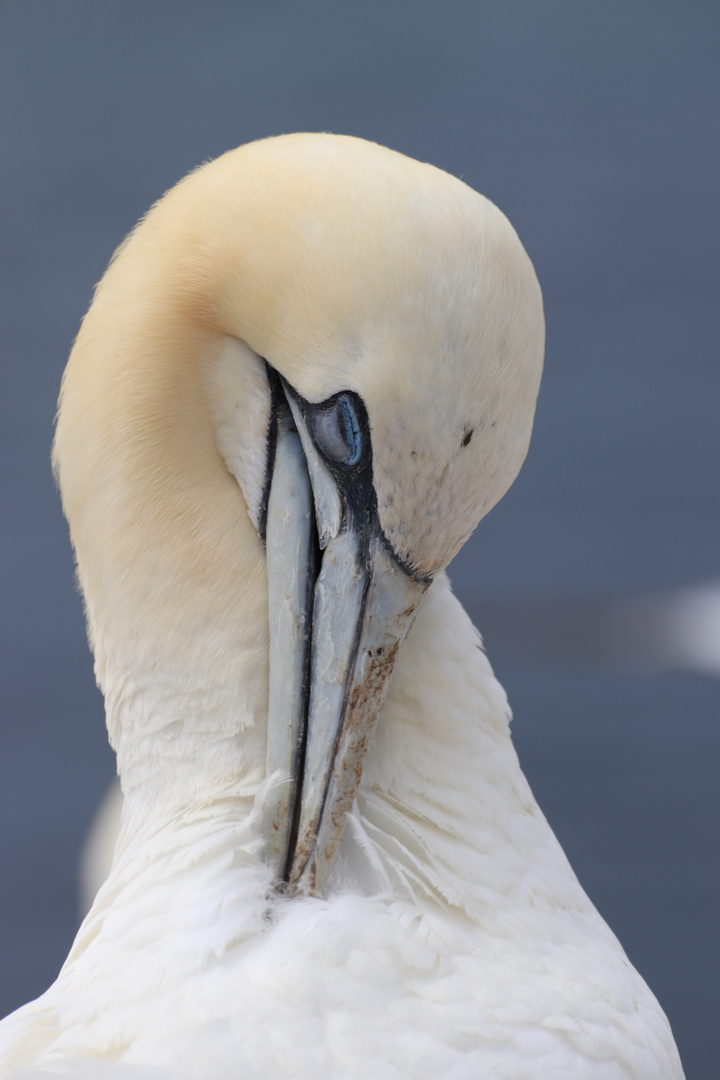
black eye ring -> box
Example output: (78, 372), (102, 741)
(311, 393), (363, 467)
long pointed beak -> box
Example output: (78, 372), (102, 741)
(263, 381), (427, 897)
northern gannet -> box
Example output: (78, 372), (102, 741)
(0, 134), (684, 1079)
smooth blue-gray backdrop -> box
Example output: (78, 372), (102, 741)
(1, 3), (718, 1076)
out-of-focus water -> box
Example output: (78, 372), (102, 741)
(1, 3), (718, 1075)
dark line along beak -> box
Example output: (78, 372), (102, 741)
(263, 377), (428, 897)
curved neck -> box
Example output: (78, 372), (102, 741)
(55, 308), (270, 810)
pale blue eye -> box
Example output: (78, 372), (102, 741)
(312, 394), (363, 466)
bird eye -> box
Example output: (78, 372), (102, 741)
(311, 394), (363, 467)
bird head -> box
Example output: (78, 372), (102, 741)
(53, 134), (544, 895)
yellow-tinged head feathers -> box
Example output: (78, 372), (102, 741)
(56, 133), (543, 583)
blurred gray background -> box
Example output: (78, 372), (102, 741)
(1, 2), (718, 1076)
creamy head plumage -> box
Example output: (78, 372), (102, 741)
(53, 133), (544, 896)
